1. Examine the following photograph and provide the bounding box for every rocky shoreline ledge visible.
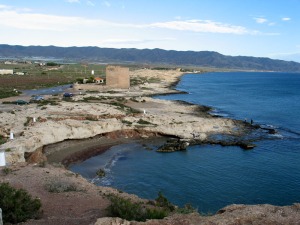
[1,69,299,224]
[0,69,254,164]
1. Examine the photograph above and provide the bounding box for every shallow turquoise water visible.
[70,72,300,213]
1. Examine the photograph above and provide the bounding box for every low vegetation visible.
[37,99,60,106]
[85,115,98,121]
[0,62,106,98]
[107,191,196,222]
[0,182,42,224]
[121,120,133,125]
[1,167,13,175]
[108,102,140,114]
[45,179,81,193]
[0,89,20,99]
[154,191,175,211]
[130,76,161,86]
[76,76,95,84]
[0,135,6,145]
[107,194,168,221]
[136,119,155,125]
[24,117,32,126]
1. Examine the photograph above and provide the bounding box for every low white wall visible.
[0,69,13,75]
[0,151,6,166]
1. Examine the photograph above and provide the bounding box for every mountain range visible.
[1,44,300,72]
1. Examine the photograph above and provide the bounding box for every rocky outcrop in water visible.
[156,139,189,152]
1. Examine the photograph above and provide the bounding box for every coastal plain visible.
[1,69,299,224]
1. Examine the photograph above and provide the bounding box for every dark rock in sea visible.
[204,138,256,150]
[157,139,189,152]
[268,129,277,134]
[257,125,277,134]
[238,142,256,150]
[96,168,105,177]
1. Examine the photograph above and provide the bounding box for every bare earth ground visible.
[1,69,300,224]
[1,163,110,225]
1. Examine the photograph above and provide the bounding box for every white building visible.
[0,69,14,75]
[15,72,25,75]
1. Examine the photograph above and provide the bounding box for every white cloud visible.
[0,7,267,36]
[102,1,111,7]
[282,17,291,21]
[150,20,258,35]
[0,4,10,9]
[66,0,80,3]
[87,1,95,6]
[100,38,176,45]
[0,10,112,31]
[254,17,268,24]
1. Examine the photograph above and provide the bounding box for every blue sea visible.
[70,72,300,213]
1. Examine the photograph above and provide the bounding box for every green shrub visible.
[155,191,175,211]
[148,77,161,83]
[121,120,132,125]
[141,87,152,90]
[137,119,153,125]
[76,78,84,84]
[2,167,12,175]
[129,97,139,102]
[176,203,196,214]
[37,99,59,106]
[0,182,42,224]
[0,89,20,99]
[46,62,59,67]
[116,97,126,103]
[108,102,140,114]
[0,135,6,145]
[82,96,100,102]
[85,115,98,121]
[24,117,32,126]
[45,179,79,193]
[107,195,168,222]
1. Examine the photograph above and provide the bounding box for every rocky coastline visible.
[0,69,297,224]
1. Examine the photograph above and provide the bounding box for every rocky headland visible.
[0,69,298,224]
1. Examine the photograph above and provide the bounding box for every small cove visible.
[69,72,300,213]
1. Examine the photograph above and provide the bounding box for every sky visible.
[0,0,300,62]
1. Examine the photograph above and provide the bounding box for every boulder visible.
[157,139,189,152]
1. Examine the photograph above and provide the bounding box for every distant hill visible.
[1,44,300,72]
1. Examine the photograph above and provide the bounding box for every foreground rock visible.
[95,203,300,225]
